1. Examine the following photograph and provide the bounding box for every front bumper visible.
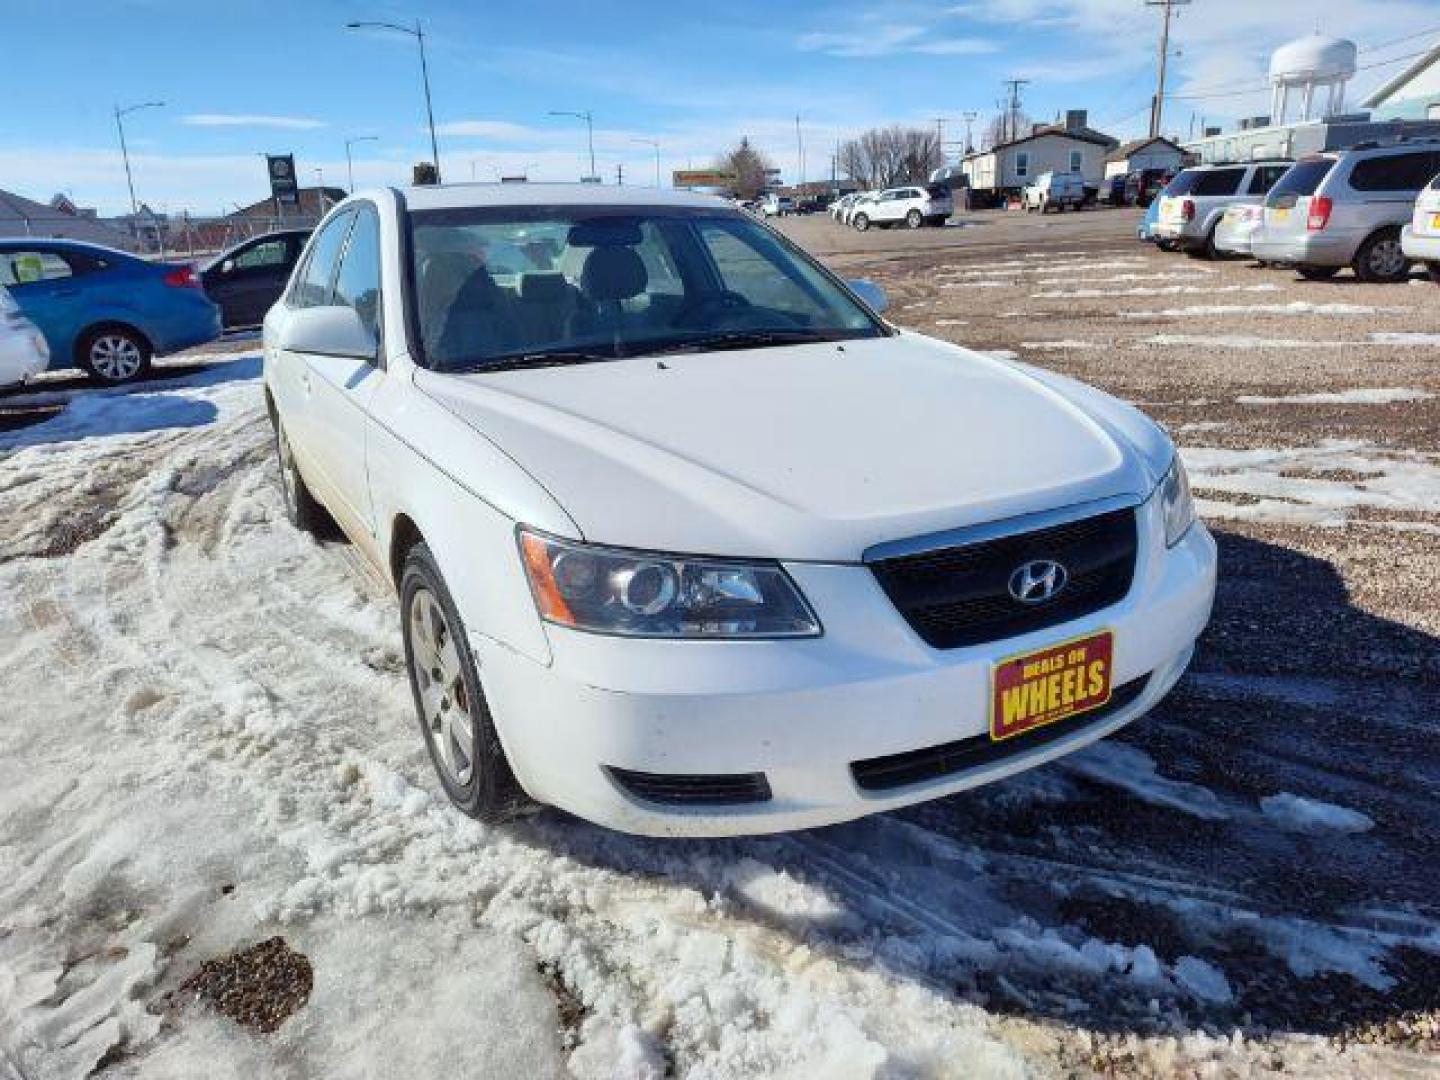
[476,499,1218,837]
[1401,225,1440,263]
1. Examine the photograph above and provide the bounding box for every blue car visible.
[1137,196,1162,242]
[0,239,221,384]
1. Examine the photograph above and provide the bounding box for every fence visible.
[0,209,329,262]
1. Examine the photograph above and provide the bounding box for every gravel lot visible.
[1,206,1437,1078]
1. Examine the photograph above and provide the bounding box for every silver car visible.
[1152,161,1292,259]
[1254,143,1440,282]
[1213,204,1265,258]
[1400,169,1440,283]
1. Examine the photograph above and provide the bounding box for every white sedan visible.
[263,184,1216,836]
[0,285,49,389]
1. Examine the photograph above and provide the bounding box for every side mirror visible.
[847,278,889,314]
[279,305,377,361]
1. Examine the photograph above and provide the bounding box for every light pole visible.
[632,138,661,188]
[347,19,442,181]
[345,135,379,193]
[114,101,164,217]
[549,110,596,181]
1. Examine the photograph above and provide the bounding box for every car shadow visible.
[0,356,259,444]
[523,526,1440,1045]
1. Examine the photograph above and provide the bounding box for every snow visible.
[1034,283,1280,298]
[1019,340,1101,350]
[1148,332,1440,349]
[1260,794,1375,836]
[1125,301,1393,319]
[1237,388,1433,405]
[1173,958,1234,1005]
[1063,743,1229,821]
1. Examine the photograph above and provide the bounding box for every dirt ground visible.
[2,206,1438,1077]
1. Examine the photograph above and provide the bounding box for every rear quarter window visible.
[1266,159,1336,206]
[1347,152,1440,193]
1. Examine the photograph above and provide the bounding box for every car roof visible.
[0,237,140,259]
[390,182,731,213]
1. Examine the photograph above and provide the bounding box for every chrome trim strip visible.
[861,491,1146,564]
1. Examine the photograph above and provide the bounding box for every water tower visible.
[1269,34,1358,124]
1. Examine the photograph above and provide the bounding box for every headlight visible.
[1158,457,1196,547]
[518,529,822,639]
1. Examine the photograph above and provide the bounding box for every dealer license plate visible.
[1272,208,1290,222]
[990,630,1114,742]
[1430,212,1440,232]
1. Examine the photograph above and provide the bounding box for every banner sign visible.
[267,154,299,205]
[672,169,735,188]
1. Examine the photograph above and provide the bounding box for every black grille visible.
[606,766,772,806]
[870,508,1138,649]
[851,675,1149,792]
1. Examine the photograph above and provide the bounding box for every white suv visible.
[1154,161,1293,258]
[1021,171,1086,213]
[851,184,952,230]
[264,183,1215,836]
[759,193,794,218]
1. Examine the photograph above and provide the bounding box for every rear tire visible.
[1352,228,1410,284]
[78,325,151,384]
[1426,261,1440,285]
[1297,265,1339,281]
[853,213,870,232]
[1187,227,1219,260]
[272,416,328,535]
[905,209,923,229]
[401,543,530,824]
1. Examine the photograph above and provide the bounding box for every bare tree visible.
[981,109,1034,150]
[838,126,943,189]
[715,137,774,200]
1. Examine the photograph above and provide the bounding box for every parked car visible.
[1255,143,1440,282]
[1124,169,1173,208]
[1104,175,1128,206]
[842,192,878,226]
[0,284,49,389]
[0,240,221,383]
[202,229,311,329]
[263,184,1216,836]
[1153,161,1292,258]
[1213,203,1266,259]
[1021,172,1086,213]
[759,193,795,217]
[830,193,861,222]
[1137,195,1164,244]
[851,184,952,230]
[1400,169,1440,283]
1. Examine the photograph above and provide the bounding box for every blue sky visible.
[3,0,1438,214]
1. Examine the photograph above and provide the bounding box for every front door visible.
[209,234,300,328]
[0,246,86,361]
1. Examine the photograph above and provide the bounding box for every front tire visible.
[1353,228,1410,283]
[1426,261,1440,285]
[853,213,870,232]
[78,326,150,384]
[905,209,923,229]
[1297,264,1340,281]
[401,544,529,823]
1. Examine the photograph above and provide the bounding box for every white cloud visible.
[182,114,328,130]
[798,25,997,59]
[433,119,540,140]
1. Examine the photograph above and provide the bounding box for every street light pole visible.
[549,110,595,180]
[114,101,164,217]
[632,138,661,188]
[347,19,443,182]
[345,135,379,193]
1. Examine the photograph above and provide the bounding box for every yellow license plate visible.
[1430,212,1440,231]
[1272,208,1290,222]
[990,630,1114,742]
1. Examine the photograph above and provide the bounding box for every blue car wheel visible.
[79,325,151,384]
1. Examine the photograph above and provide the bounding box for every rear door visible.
[1265,157,1336,240]
[1343,150,1440,233]
[301,204,385,533]
[0,246,89,362]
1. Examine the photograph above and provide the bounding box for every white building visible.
[1103,138,1186,179]
[1364,39,1440,121]
[961,111,1116,197]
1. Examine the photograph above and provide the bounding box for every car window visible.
[0,249,72,287]
[1247,165,1290,195]
[1267,159,1336,204]
[234,238,290,271]
[333,205,382,342]
[1191,168,1244,196]
[1348,152,1440,193]
[291,211,354,308]
[408,207,882,371]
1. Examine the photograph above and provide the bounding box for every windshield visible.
[408,205,885,371]
[1266,159,1335,206]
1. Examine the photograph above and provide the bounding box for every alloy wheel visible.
[409,587,475,787]
[1368,238,1407,280]
[89,334,143,382]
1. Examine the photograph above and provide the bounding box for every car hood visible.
[415,333,1169,561]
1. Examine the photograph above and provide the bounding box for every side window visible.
[1193,168,1245,196]
[1016,152,1029,178]
[1348,153,1440,193]
[233,238,290,271]
[291,211,353,308]
[332,205,382,341]
[0,250,72,287]
[1248,166,1287,195]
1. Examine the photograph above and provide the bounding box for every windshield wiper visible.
[637,329,843,357]
[451,350,622,374]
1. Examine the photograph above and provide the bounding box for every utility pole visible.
[346,20,443,182]
[1001,80,1029,144]
[616,162,624,186]
[549,110,596,181]
[794,114,805,189]
[345,135,378,193]
[1146,0,1191,139]
[114,101,165,217]
[961,111,979,154]
[631,139,661,188]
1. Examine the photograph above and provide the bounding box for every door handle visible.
[300,369,312,394]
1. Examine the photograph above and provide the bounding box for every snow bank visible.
[1237,388,1432,405]
[1260,793,1375,836]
